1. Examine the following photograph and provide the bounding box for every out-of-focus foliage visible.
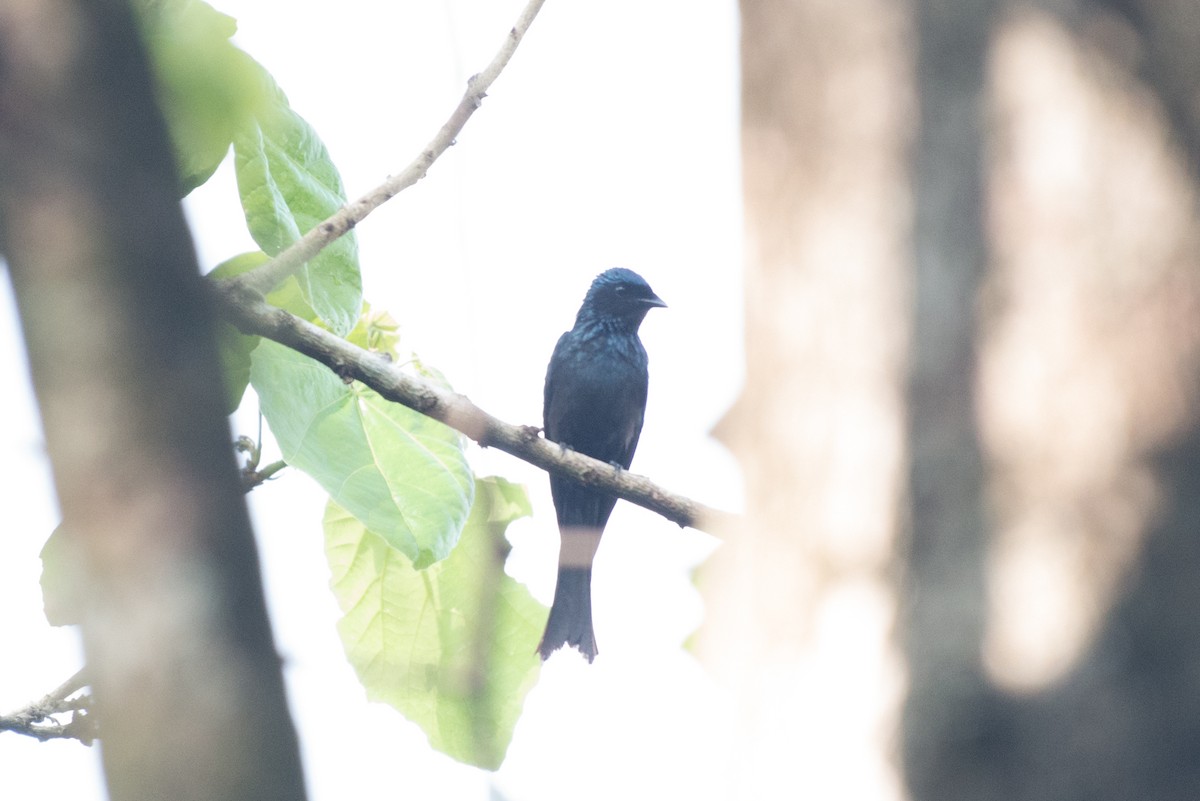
[325,477,545,770]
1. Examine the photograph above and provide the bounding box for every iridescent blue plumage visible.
[538,268,665,662]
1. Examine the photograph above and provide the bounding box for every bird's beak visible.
[642,294,667,309]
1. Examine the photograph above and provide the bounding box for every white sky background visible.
[0,1,744,798]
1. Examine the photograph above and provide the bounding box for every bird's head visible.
[578,268,666,329]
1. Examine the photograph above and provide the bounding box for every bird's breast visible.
[544,330,649,462]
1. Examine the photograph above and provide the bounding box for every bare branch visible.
[231,0,547,298]
[0,668,94,743]
[214,283,738,537]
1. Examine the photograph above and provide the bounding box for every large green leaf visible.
[250,338,473,566]
[208,251,269,413]
[233,79,361,336]
[140,0,360,331]
[325,477,545,770]
[137,0,266,195]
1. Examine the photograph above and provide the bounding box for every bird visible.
[538,267,666,662]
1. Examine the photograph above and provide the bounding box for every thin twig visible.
[215,286,739,537]
[236,422,288,491]
[243,459,288,491]
[43,668,88,703]
[0,668,94,743]
[229,0,547,298]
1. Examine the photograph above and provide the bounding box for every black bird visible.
[538,268,666,662]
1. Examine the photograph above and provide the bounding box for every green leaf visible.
[141,0,360,329]
[233,79,361,336]
[250,338,473,566]
[215,322,256,414]
[137,0,267,195]
[208,252,269,413]
[206,249,270,282]
[262,274,320,324]
[345,304,401,355]
[325,477,544,770]
[40,524,83,627]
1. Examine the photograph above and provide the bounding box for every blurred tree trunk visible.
[697,1,913,798]
[703,0,1200,799]
[0,2,307,800]
[901,0,998,794]
[903,1,1200,798]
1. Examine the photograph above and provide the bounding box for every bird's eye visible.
[614,285,628,296]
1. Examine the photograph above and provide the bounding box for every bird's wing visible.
[543,331,571,437]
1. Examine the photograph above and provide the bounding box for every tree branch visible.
[214,283,738,537]
[230,0,547,298]
[209,0,734,537]
[0,669,94,743]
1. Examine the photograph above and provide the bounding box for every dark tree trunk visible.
[0,2,307,800]
[712,1,1200,799]
[904,1,1200,799]
[900,0,1000,795]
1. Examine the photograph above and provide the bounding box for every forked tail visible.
[537,567,596,662]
